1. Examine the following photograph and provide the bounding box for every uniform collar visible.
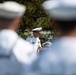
[0,29,18,35]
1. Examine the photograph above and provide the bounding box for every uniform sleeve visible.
[26,37,32,44]
[38,39,41,47]
[13,38,37,65]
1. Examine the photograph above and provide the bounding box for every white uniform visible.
[26,0,76,75]
[0,30,36,75]
[0,1,36,75]
[26,36,41,54]
[27,37,76,75]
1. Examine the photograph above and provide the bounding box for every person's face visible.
[33,31,41,38]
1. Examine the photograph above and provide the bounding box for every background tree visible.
[0,0,55,39]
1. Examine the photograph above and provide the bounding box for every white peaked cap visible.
[42,0,76,20]
[32,27,42,32]
[0,1,26,18]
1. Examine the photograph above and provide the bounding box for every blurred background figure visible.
[26,0,76,75]
[42,40,52,48]
[26,27,43,54]
[0,1,36,75]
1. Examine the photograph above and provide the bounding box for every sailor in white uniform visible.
[26,0,76,75]
[0,1,36,75]
[26,28,42,54]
